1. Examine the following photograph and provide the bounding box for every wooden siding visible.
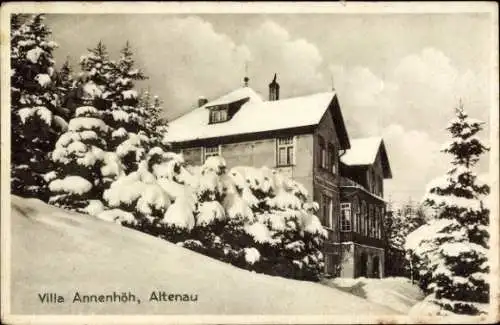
[313,108,341,245]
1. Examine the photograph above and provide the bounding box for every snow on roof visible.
[165,89,336,143]
[341,137,383,166]
[204,86,263,107]
[341,137,392,178]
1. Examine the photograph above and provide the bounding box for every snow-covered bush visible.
[100,153,326,281]
[103,147,195,243]
[199,163,327,281]
[182,157,231,259]
[242,168,326,280]
[405,103,490,315]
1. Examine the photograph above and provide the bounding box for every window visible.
[365,205,369,236]
[276,136,294,166]
[203,145,220,162]
[321,194,333,228]
[375,208,381,239]
[340,203,351,232]
[329,143,337,174]
[369,205,375,238]
[361,201,367,236]
[352,197,360,233]
[209,108,228,123]
[318,136,327,169]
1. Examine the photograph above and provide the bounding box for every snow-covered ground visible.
[10,196,399,316]
[322,277,424,314]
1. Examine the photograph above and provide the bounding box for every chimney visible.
[198,96,208,107]
[269,73,280,101]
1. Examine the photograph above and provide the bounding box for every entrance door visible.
[358,252,368,277]
[372,256,380,278]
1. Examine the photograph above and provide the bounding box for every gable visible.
[325,95,350,150]
[340,137,392,179]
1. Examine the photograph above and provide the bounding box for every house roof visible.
[341,137,392,178]
[204,87,263,107]
[165,87,350,149]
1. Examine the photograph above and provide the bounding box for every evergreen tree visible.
[53,57,76,120]
[49,42,127,212]
[104,42,151,173]
[106,41,147,134]
[10,14,65,201]
[78,41,115,111]
[140,89,169,148]
[384,199,427,277]
[48,105,124,211]
[387,199,427,250]
[406,102,490,315]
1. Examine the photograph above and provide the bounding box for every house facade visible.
[165,75,392,278]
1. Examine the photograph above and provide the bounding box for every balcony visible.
[340,176,385,203]
[339,231,385,249]
[340,176,364,188]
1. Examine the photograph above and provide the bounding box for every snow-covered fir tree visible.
[104,42,152,173]
[105,41,147,134]
[140,89,169,148]
[384,199,427,278]
[10,14,67,201]
[387,199,427,250]
[405,103,490,315]
[48,103,124,212]
[78,41,116,112]
[53,57,76,120]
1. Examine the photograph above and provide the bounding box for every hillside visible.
[10,196,399,315]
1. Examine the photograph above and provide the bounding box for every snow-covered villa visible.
[165,75,392,278]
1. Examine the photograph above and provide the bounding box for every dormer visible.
[208,104,229,124]
[203,86,263,125]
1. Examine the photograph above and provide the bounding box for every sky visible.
[44,11,495,205]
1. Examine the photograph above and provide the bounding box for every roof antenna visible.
[330,72,335,91]
[243,61,249,87]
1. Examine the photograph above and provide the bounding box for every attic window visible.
[209,106,228,124]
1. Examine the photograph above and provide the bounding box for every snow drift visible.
[322,277,424,314]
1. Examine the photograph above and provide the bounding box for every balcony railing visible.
[340,176,386,202]
[339,231,385,248]
[339,176,363,188]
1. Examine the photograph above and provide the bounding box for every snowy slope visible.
[10,196,398,315]
[322,277,424,314]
